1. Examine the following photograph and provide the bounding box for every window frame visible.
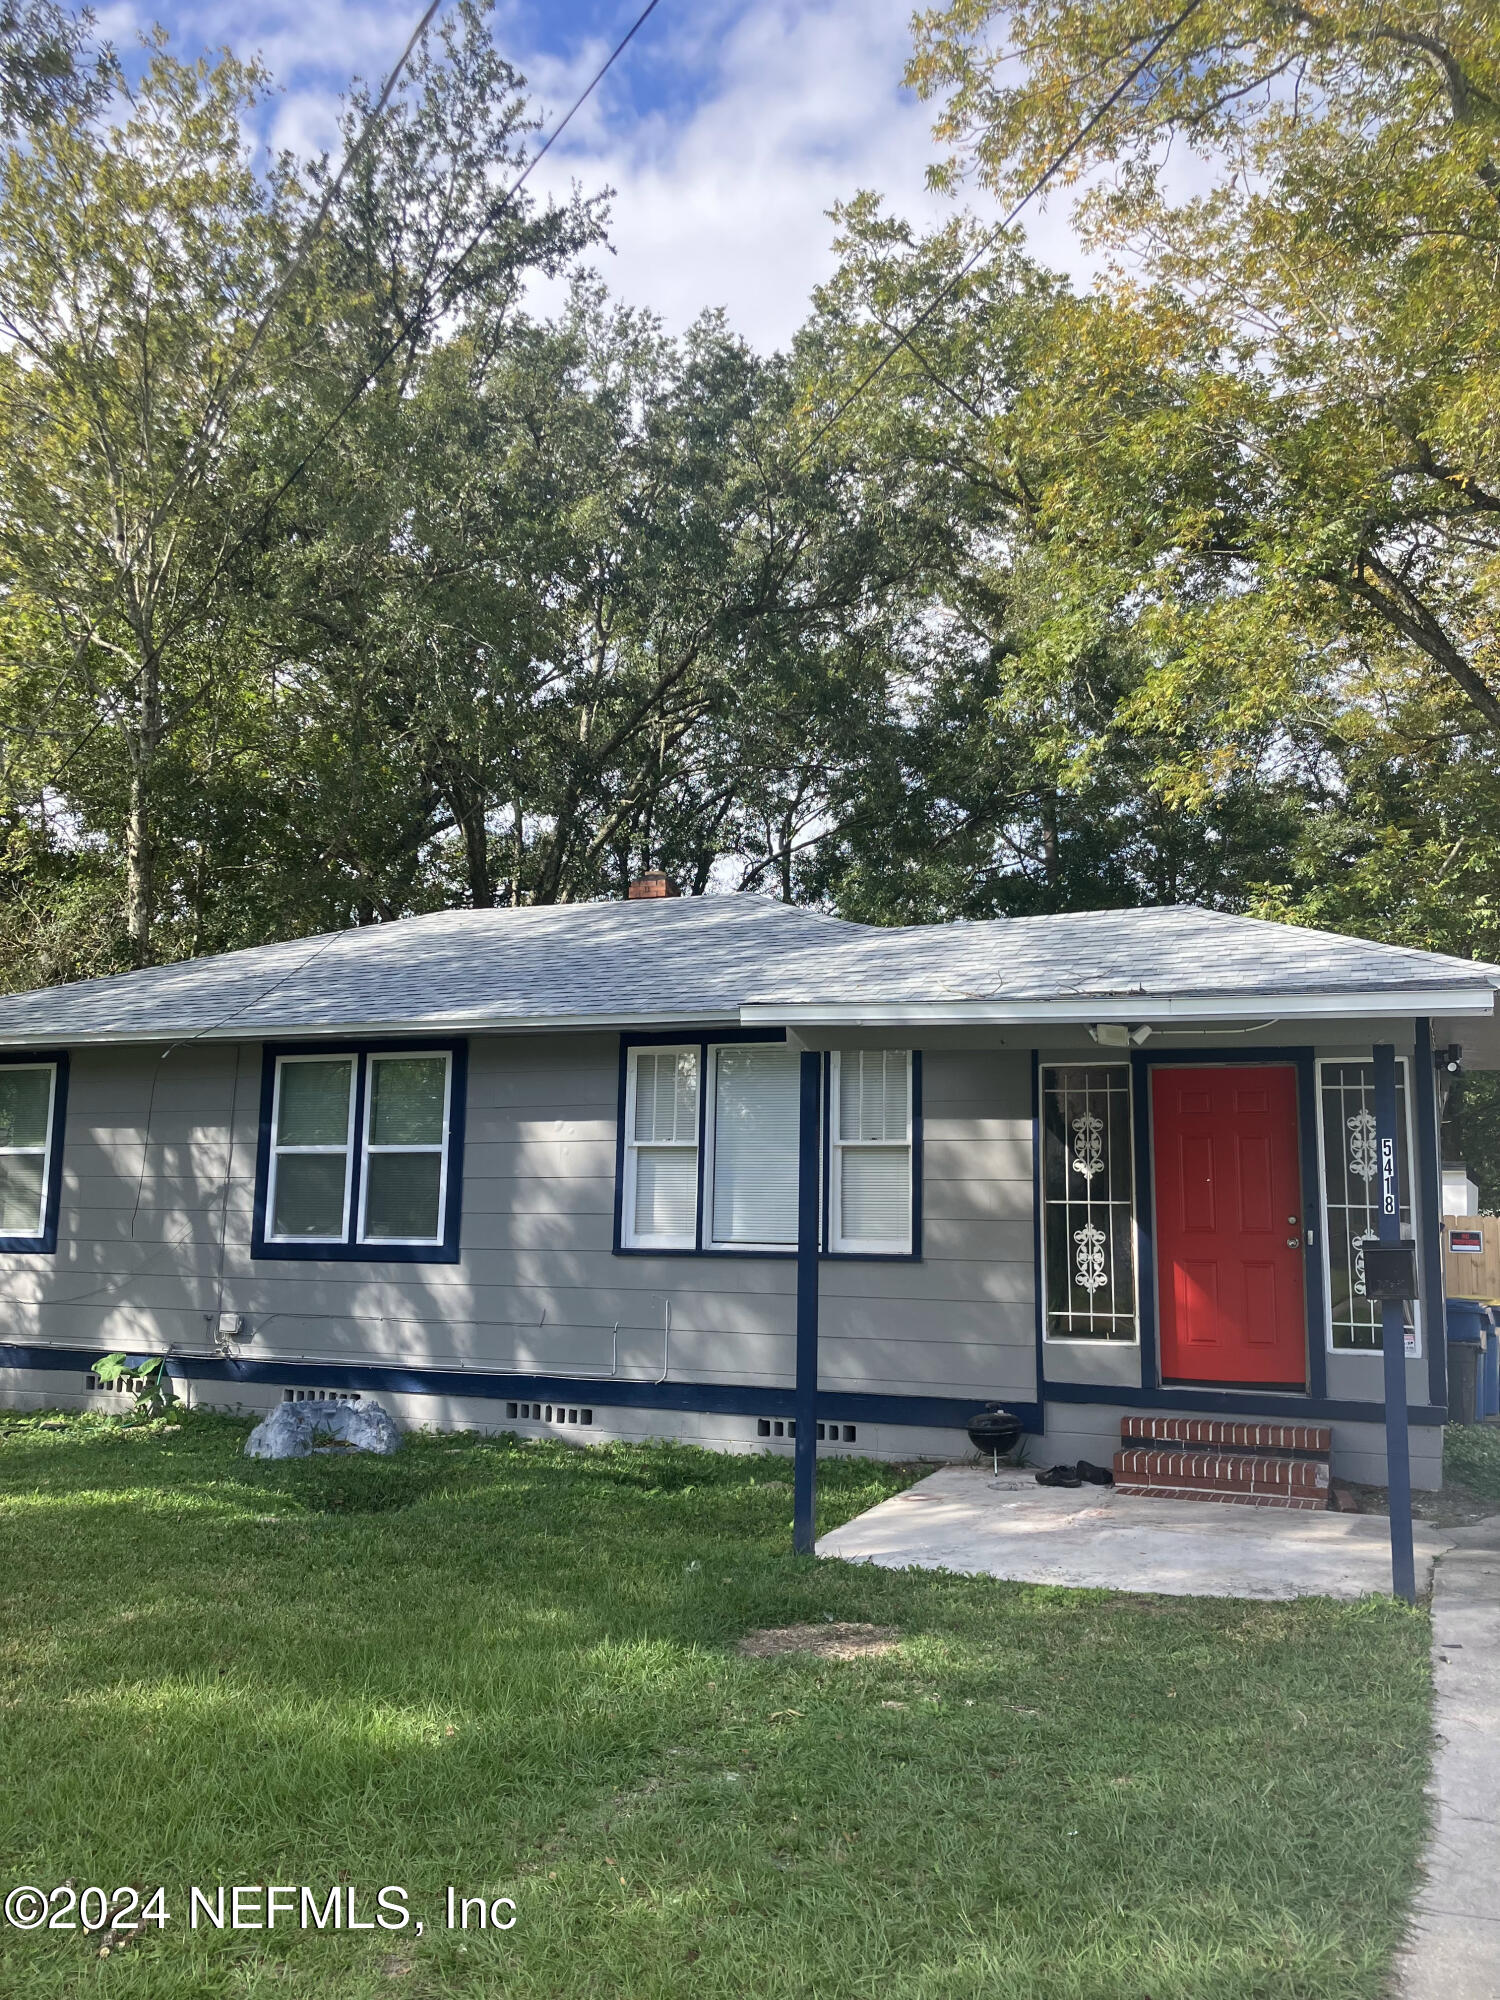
[252,1040,466,1263]
[356,1050,456,1249]
[620,1043,702,1251]
[613,1034,923,1261]
[265,1053,358,1247]
[1314,1055,1422,1359]
[0,1053,67,1254]
[827,1049,916,1256]
[1038,1061,1140,1344]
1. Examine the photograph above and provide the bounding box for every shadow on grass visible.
[0,1408,1435,2000]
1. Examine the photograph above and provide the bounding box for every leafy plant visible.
[90,1352,172,1415]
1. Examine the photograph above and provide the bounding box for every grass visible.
[0,1410,1433,2000]
[1444,1421,1500,1509]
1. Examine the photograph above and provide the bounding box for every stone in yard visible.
[244,1401,402,1460]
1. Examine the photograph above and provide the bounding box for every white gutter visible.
[0,1008,747,1049]
[738,986,1499,1027]
[0,987,1491,1049]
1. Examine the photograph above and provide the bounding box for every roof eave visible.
[0,1006,747,1050]
[738,986,1499,1027]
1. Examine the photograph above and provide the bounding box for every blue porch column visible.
[1413,1019,1449,1416]
[793,1049,821,1556]
[1373,1042,1416,1604]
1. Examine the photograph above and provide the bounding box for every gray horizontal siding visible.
[7,1033,1041,1412]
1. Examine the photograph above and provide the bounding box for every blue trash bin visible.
[1485,1313,1500,1420]
[1447,1299,1486,1424]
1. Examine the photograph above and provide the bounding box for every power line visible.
[115,0,452,595]
[242,0,666,537]
[795,0,1206,466]
[441,0,664,303]
[16,0,666,815]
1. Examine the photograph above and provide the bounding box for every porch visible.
[816,1465,1456,1600]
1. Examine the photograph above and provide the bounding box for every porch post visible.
[1373,1042,1416,1604]
[793,1049,821,1556]
[1412,1019,1448,1416]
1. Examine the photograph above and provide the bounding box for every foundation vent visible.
[755,1419,856,1444]
[86,1373,148,1396]
[282,1388,362,1405]
[507,1402,593,1426]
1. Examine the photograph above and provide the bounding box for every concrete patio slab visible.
[816,1466,1453,1600]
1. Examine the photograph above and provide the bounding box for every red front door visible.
[1152,1065,1308,1387]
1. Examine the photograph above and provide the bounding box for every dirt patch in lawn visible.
[738,1622,902,1661]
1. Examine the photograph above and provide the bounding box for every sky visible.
[93,0,1095,350]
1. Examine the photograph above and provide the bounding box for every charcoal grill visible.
[966,1404,1023,1474]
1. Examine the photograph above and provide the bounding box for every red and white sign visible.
[1449,1228,1484,1253]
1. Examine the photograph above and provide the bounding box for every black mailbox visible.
[1362,1240,1418,1302]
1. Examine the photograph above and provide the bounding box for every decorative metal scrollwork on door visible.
[1070,1110,1104,1182]
[1347,1109,1377,1184]
[1073,1221,1108,1294]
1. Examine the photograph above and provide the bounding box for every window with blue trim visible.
[619,1040,917,1256]
[1317,1058,1418,1353]
[1040,1064,1138,1340]
[830,1050,913,1253]
[0,1059,64,1248]
[255,1046,463,1260]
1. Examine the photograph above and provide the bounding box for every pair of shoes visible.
[1034,1460,1116,1489]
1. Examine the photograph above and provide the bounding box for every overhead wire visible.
[794,0,1206,467]
[236,0,666,542]
[112,0,452,596]
[11,0,666,818]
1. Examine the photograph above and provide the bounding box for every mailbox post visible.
[1371,1043,1417,1604]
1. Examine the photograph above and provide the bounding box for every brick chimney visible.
[627,871,679,900]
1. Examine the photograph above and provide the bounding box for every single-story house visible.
[0,886,1495,1493]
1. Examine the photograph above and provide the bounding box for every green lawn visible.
[0,1410,1433,2000]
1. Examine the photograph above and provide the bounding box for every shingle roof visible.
[745,904,1500,1010]
[0,896,1490,1046]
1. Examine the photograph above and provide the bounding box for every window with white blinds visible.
[618,1041,920,1256]
[708,1045,801,1247]
[830,1049,913,1253]
[623,1047,700,1247]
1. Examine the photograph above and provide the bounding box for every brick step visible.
[1121,1415,1332,1458]
[1113,1445,1331,1509]
[1112,1484,1328,1512]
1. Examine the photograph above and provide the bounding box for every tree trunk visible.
[1040,792,1059,885]
[457,796,494,909]
[124,652,163,967]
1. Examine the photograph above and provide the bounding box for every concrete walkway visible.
[816,1466,1453,1600]
[1399,1519,1500,2000]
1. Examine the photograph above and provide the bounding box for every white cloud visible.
[526,0,1006,348]
[110,0,1109,350]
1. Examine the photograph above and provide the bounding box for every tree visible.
[0,4,596,968]
[267,283,911,912]
[0,0,109,134]
[908,1,1500,752]
[790,195,1313,922]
